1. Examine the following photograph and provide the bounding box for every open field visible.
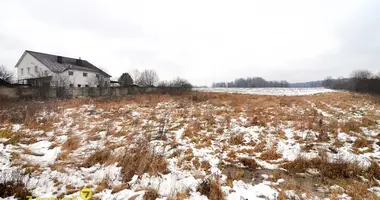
[195,87,336,96]
[0,91,380,200]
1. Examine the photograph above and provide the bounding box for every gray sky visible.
[1,0,379,85]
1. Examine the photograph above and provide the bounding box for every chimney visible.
[76,57,82,66]
[57,56,63,63]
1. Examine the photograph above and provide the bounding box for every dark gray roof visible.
[25,50,111,77]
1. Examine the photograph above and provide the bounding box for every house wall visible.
[16,53,53,81]
[61,70,110,87]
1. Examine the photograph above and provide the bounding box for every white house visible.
[14,50,111,87]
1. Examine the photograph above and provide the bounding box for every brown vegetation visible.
[118,139,168,182]
[197,176,225,200]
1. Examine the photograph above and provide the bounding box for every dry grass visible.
[340,119,362,133]
[197,176,226,200]
[239,158,260,169]
[0,128,12,138]
[225,166,245,187]
[82,149,111,167]
[343,181,378,200]
[230,133,244,145]
[59,135,81,160]
[0,170,32,199]
[143,188,159,200]
[167,189,191,200]
[118,139,168,182]
[182,122,201,139]
[259,147,282,160]
[282,154,380,180]
[353,137,372,149]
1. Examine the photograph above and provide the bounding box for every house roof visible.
[16,50,111,77]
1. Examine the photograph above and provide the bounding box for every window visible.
[68,71,74,76]
[27,67,30,73]
[69,84,73,87]
[44,70,48,76]
[85,85,89,87]
[78,84,81,87]
[96,74,99,78]
[97,85,100,87]
[35,66,38,73]
[21,68,24,75]
[83,73,88,77]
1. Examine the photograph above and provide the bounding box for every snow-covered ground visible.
[0,92,379,200]
[195,87,336,96]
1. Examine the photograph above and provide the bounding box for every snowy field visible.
[0,92,379,200]
[195,87,336,96]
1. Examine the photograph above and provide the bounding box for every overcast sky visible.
[1,0,379,85]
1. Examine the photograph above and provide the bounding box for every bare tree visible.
[135,69,159,86]
[169,77,192,89]
[130,69,140,84]
[351,70,373,79]
[0,65,13,82]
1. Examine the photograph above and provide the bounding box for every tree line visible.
[322,69,380,94]
[118,69,192,90]
[212,77,289,88]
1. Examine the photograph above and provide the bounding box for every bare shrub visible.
[118,139,168,182]
[197,176,226,200]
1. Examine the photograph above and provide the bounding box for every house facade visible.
[15,50,111,87]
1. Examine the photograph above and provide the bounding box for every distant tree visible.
[130,69,140,83]
[322,76,333,88]
[118,73,133,86]
[157,81,170,87]
[136,69,159,86]
[351,70,373,79]
[212,77,289,88]
[170,77,192,89]
[0,65,13,82]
